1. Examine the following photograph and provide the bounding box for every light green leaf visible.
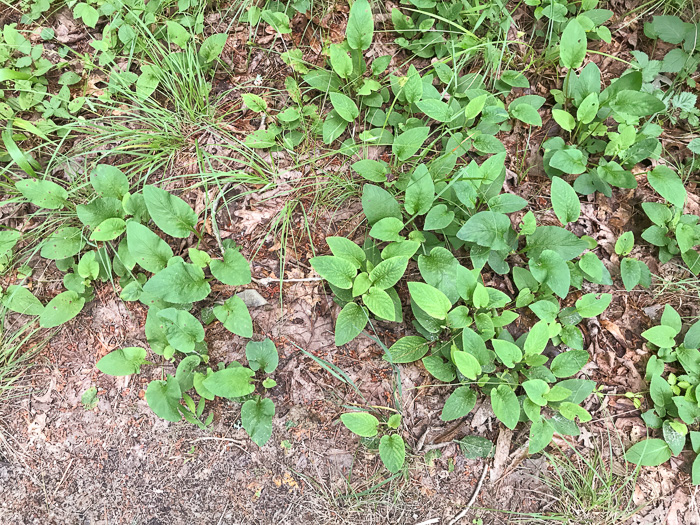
[146,376,182,422]
[16,179,67,209]
[340,411,379,437]
[457,211,513,251]
[560,19,587,69]
[346,0,373,51]
[529,249,570,298]
[404,164,435,216]
[2,285,43,316]
[575,293,612,317]
[242,396,275,446]
[90,217,126,241]
[330,92,359,122]
[408,282,452,320]
[551,350,589,378]
[335,303,368,346]
[202,366,255,399]
[126,221,173,273]
[551,177,580,224]
[369,256,408,290]
[210,248,252,286]
[386,336,429,363]
[214,295,253,338]
[642,325,678,348]
[96,347,147,376]
[90,164,129,199]
[392,126,429,161]
[246,338,279,373]
[143,185,198,238]
[647,165,686,209]
[363,286,395,320]
[310,255,357,289]
[441,386,477,421]
[491,385,520,430]
[39,291,84,327]
[142,261,210,303]
[379,434,405,473]
[199,33,228,62]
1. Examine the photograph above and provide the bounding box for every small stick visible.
[448,463,489,525]
[414,518,440,525]
[252,276,324,286]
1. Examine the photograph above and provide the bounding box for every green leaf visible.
[662,420,686,456]
[552,109,575,131]
[457,436,496,459]
[340,411,379,437]
[417,99,453,122]
[77,198,124,231]
[2,285,43,316]
[329,44,353,78]
[575,293,612,317]
[422,355,456,382]
[199,33,228,62]
[386,336,429,363]
[615,232,635,256]
[0,230,20,259]
[158,308,204,353]
[404,164,435,216]
[246,339,278,373]
[625,438,672,466]
[491,385,520,430]
[326,237,366,267]
[392,127,430,161]
[647,165,686,209]
[241,93,267,113]
[330,92,359,122]
[529,249,570,299]
[310,255,357,289]
[335,303,368,346]
[379,434,405,473]
[457,211,513,251]
[214,295,253,338]
[387,414,401,429]
[408,282,452,320]
[551,177,580,224]
[363,286,395,320]
[369,217,404,242]
[424,204,455,230]
[560,19,587,69]
[526,226,588,261]
[126,222,173,273]
[166,20,189,47]
[510,102,542,126]
[346,0,373,51]
[403,65,423,104]
[352,159,388,183]
[16,179,67,209]
[529,420,554,454]
[453,350,482,379]
[549,149,587,174]
[143,261,210,303]
[441,386,477,421]
[492,339,522,368]
[551,350,589,378]
[210,248,252,286]
[369,256,408,290]
[39,291,84,327]
[175,355,200,392]
[610,90,665,117]
[362,184,402,225]
[242,396,275,446]
[323,111,348,144]
[577,93,599,124]
[524,320,550,356]
[202,366,255,399]
[523,379,550,406]
[90,218,126,241]
[96,347,146,376]
[558,402,591,422]
[73,2,99,27]
[90,164,128,199]
[642,325,678,348]
[146,376,182,422]
[143,185,198,238]
[661,304,682,333]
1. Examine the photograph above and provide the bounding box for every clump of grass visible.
[513,429,646,525]
[0,320,44,400]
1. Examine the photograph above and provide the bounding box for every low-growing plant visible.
[625,306,700,484]
[340,410,405,473]
[311,153,608,465]
[3,165,279,445]
[640,165,700,274]
[614,232,651,291]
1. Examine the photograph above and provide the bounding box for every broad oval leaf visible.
[143,185,198,238]
[551,177,580,224]
[335,302,368,346]
[16,179,67,209]
[346,0,374,51]
[310,255,357,289]
[242,396,275,446]
[39,291,85,327]
[145,376,182,422]
[441,386,477,421]
[625,438,672,467]
[96,347,147,376]
[126,221,173,273]
[202,366,255,399]
[210,248,252,286]
[491,385,520,430]
[142,261,210,303]
[408,282,452,320]
[340,411,379,437]
[379,434,405,473]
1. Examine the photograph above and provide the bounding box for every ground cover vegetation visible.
[1,0,699,521]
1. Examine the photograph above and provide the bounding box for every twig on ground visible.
[252,276,324,286]
[414,518,440,525]
[448,463,489,525]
